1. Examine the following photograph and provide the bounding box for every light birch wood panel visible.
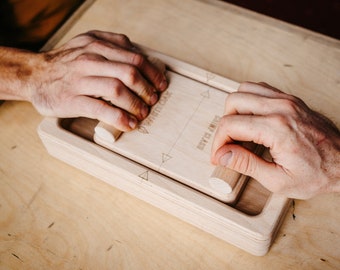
[94,70,239,202]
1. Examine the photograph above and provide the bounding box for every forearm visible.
[0,46,40,101]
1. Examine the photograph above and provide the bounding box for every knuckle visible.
[85,30,103,40]
[131,53,146,68]
[279,98,300,114]
[109,80,124,100]
[130,99,145,119]
[124,65,140,85]
[128,95,141,110]
[86,30,97,36]
[75,53,90,61]
[77,32,95,43]
[224,92,237,107]
[217,115,230,131]
[269,179,287,193]
[111,109,126,124]
[239,81,252,89]
[267,114,290,128]
[87,39,106,51]
[75,52,106,63]
[115,33,131,45]
[238,81,255,92]
[94,102,107,116]
[266,114,296,149]
[90,100,107,117]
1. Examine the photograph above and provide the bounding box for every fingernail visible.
[159,79,168,91]
[150,92,158,105]
[219,152,232,166]
[141,104,149,118]
[129,117,137,129]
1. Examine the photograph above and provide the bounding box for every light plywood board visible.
[94,70,261,203]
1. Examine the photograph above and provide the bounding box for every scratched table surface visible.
[1,0,340,269]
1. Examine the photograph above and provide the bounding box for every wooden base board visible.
[37,47,290,256]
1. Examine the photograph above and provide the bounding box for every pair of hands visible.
[5,31,339,199]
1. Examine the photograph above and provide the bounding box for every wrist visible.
[0,46,41,102]
[323,134,340,194]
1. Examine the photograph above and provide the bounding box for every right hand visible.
[211,82,340,199]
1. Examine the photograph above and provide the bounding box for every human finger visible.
[62,31,134,50]
[82,42,167,92]
[63,96,138,131]
[61,32,168,92]
[211,114,283,161]
[77,76,149,121]
[90,44,167,91]
[238,82,285,97]
[89,31,169,91]
[212,143,288,193]
[224,91,306,116]
[85,30,135,49]
[72,54,159,106]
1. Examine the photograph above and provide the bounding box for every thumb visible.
[215,144,280,191]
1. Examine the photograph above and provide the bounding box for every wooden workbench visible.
[1,0,339,268]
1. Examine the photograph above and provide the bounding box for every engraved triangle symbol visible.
[206,72,215,81]
[201,90,210,98]
[138,125,149,134]
[139,171,149,181]
[162,153,172,163]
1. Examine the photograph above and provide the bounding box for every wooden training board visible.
[38,47,290,256]
[94,70,262,203]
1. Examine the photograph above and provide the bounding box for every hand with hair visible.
[211,82,340,199]
[0,30,168,131]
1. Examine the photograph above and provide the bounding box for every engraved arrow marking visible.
[138,125,149,134]
[206,72,215,82]
[162,153,172,163]
[200,90,210,98]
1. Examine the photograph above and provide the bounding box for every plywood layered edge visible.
[37,48,290,256]
[38,118,289,255]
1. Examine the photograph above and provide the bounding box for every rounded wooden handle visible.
[94,121,122,144]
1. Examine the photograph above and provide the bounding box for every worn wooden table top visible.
[1,0,339,269]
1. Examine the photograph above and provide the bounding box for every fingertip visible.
[211,145,232,166]
[219,151,233,166]
[102,106,139,132]
[210,156,218,166]
[158,78,168,91]
[150,92,159,105]
[146,56,168,91]
[128,116,138,129]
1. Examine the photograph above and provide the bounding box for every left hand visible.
[27,31,167,131]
